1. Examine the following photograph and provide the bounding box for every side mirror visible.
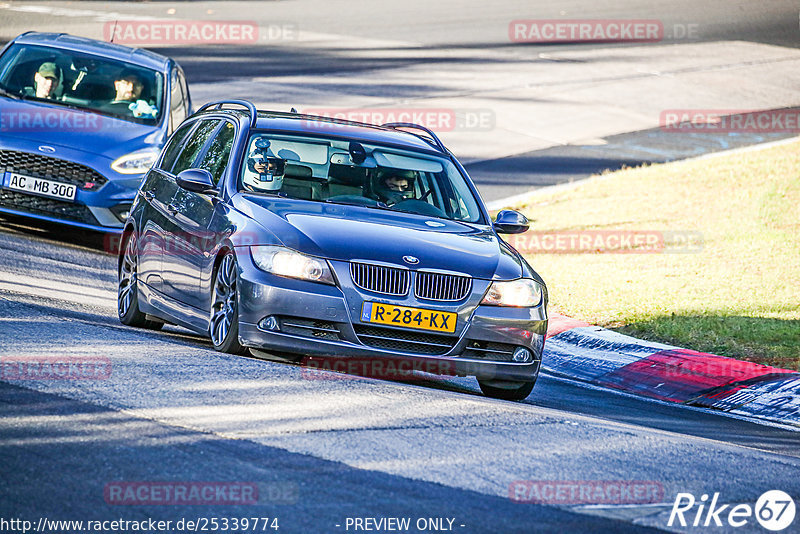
[176,168,218,195]
[493,209,529,234]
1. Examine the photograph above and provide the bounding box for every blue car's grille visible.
[415,271,472,301]
[350,262,410,296]
[0,189,98,225]
[0,150,107,190]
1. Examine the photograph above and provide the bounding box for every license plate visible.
[361,302,457,334]
[5,172,77,201]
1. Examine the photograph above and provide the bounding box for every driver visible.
[243,139,286,193]
[373,171,415,204]
[112,70,144,103]
[111,70,157,118]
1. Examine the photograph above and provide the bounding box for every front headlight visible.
[481,278,542,307]
[250,245,335,285]
[111,147,161,175]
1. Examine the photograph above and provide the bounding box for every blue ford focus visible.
[118,100,548,400]
[0,32,191,231]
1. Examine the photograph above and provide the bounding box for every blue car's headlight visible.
[111,147,161,175]
[250,245,335,285]
[481,278,542,307]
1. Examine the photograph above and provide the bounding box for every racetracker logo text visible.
[509,480,664,505]
[0,356,111,380]
[300,108,496,132]
[104,482,258,505]
[103,20,260,45]
[660,109,800,133]
[509,20,663,43]
[300,356,457,381]
[507,230,704,254]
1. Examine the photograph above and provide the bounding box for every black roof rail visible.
[381,122,447,153]
[196,99,258,127]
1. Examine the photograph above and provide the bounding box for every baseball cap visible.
[37,62,61,79]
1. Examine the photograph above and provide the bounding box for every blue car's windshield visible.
[239,132,484,223]
[0,43,164,125]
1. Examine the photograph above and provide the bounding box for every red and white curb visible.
[544,315,800,427]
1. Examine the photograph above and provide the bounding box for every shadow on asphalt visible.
[0,381,661,533]
[0,214,113,255]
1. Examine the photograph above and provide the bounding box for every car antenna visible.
[109,20,119,43]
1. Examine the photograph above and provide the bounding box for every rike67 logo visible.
[668,490,795,531]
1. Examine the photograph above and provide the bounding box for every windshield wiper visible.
[19,95,86,111]
[0,86,21,99]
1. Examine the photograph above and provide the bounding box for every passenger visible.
[24,62,61,99]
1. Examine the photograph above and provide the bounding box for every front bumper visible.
[236,248,547,382]
[0,142,146,232]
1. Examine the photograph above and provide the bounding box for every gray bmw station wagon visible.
[118,100,548,400]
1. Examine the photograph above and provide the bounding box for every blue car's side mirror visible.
[493,209,529,234]
[176,168,218,195]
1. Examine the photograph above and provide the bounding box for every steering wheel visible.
[386,189,433,207]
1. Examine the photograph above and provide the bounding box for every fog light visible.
[110,202,133,222]
[259,316,280,331]
[512,347,532,363]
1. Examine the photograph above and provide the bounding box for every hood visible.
[235,195,523,280]
[0,97,164,160]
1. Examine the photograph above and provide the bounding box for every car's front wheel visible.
[478,378,536,401]
[210,251,247,354]
[118,231,163,330]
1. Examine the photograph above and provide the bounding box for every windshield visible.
[239,132,484,223]
[0,43,164,125]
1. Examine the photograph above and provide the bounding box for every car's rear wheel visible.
[478,378,536,401]
[118,231,163,330]
[210,251,247,354]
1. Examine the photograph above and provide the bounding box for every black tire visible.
[117,231,163,330]
[478,378,536,401]
[210,251,248,354]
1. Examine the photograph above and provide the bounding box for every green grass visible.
[510,141,800,370]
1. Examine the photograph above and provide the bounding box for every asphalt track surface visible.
[1,205,799,533]
[1,1,800,532]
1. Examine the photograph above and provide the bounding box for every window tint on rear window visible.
[198,121,236,186]
[170,120,220,176]
[158,121,196,173]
